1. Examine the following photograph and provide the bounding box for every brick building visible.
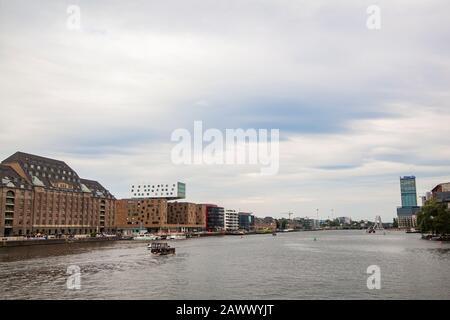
[254,216,277,232]
[115,200,207,233]
[195,204,207,228]
[115,198,168,233]
[167,202,197,225]
[0,152,115,237]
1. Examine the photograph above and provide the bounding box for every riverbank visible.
[0,236,121,247]
[1,228,403,247]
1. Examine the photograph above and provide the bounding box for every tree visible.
[417,199,450,235]
[392,218,398,228]
[280,218,288,230]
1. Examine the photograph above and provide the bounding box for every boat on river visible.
[166,233,187,240]
[133,230,161,241]
[148,242,175,255]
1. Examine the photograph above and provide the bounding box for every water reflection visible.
[0,231,449,299]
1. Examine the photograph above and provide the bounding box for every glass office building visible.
[400,176,417,207]
[206,205,225,231]
[397,176,419,229]
[238,212,255,231]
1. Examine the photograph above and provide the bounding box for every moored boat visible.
[133,231,161,241]
[165,233,187,240]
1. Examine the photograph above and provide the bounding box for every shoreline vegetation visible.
[417,199,450,242]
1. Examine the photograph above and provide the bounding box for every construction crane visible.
[281,212,294,220]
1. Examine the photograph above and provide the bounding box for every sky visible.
[1,0,450,222]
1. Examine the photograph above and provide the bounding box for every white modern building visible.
[224,209,239,231]
[129,182,186,200]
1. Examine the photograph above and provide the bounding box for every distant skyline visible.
[1,1,450,221]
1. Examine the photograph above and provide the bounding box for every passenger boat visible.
[166,233,187,240]
[133,231,161,241]
[148,242,175,255]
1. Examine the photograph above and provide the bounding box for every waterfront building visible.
[129,182,185,199]
[397,208,419,229]
[165,201,206,232]
[254,216,277,231]
[431,183,450,208]
[204,204,225,231]
[167,202,197,225]
[0,152,115,237]
[195,204,207,228]
[115,199,207,234]
[238,212,255,231]
[115,198,167,234]
[224,209,239,231]
[304,218,321,230]
[396,176,420,229]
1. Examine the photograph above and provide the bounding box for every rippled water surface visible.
[1,230,449,299]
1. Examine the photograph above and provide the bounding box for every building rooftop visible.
[0,164,31,189]
[1,151,114,198]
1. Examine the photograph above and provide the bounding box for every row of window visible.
[28,170,80,182]
[133,192,174,197]
[132,184,176,189]
[132,188,174,193]
[24,163,75,176]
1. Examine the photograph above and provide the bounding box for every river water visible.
[0,230,449,299]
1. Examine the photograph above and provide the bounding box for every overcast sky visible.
[1,0,449,221]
